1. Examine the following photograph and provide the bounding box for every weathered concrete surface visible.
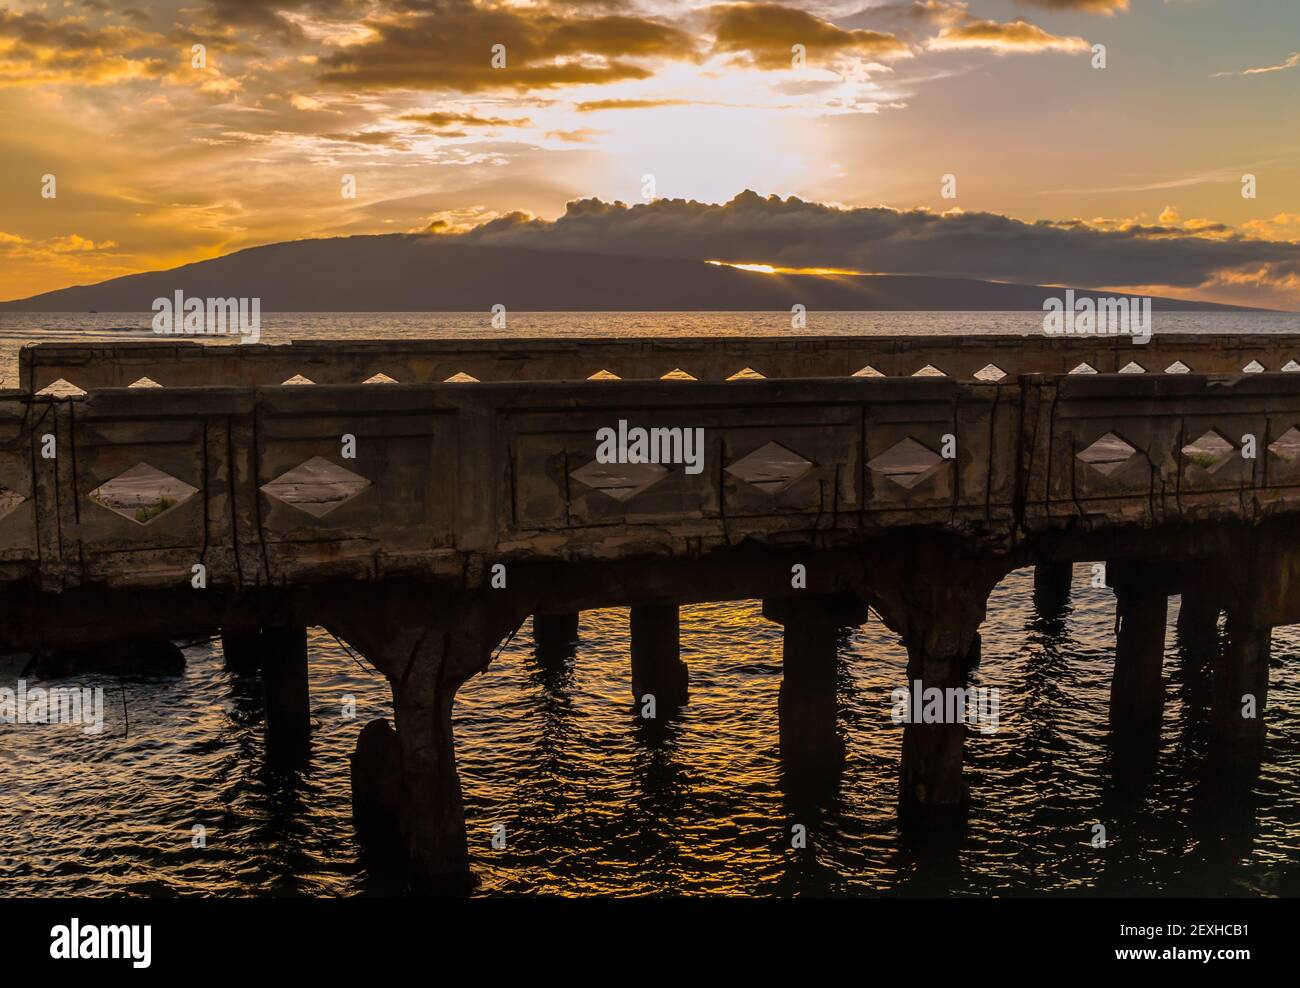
[10,369,1300,603]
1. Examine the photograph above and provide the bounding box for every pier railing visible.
[18,333,1300,394]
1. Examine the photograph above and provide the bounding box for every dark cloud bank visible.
[459,191,1300,296]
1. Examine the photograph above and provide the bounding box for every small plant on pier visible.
[134,497,175,524]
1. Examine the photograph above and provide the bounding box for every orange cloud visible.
[0,232,119,256]
[318,10,695,92]
[1213,52,1300,78]
[0,8,254,90]
[1242,213,1300,242]
[400,111,533,128]
[546,128,604,142]
[709,3,909,69]
[1018,0,1128,13]
[927,18,1089,54]
[576,98,690,111]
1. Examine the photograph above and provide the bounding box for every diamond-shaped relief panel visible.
[0,485,25,522]
[1069,363,1098,375]
[587,369,621,380]
[1243,360,1266,374]
[129,377,163,388]
[281,374,314,385]
[36,378,86,397]
[725,441,814,494]
[1182,430,1235,473]
[1283,360,1300,373]
[660,368,696,381]
[974,364,1006,382]
[913,364,945,377]
[1269,427,1300,463]
[1077,432,1137,477]
[444,371,479,383]
[852,365,885,378]
[1165,361,1191,374]
[1119,362,1146,374]
[363,373,398,384]
[261,456,370,518]
[868,438,943,490]
[569,460,668,502]
[727,367,765,380]
[88,463,198,525]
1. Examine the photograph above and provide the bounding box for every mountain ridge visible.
[0,234,1263,312]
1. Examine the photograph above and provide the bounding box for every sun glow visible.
[706,260,869,277]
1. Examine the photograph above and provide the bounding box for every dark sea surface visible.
[1,312,1297,897]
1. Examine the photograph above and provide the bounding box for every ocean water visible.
[1,312,1297,897]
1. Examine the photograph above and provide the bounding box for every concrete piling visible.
[1213,616,1271,761]
[391,671,469,892]
[1176,580,1221,654]
[762,597,848,784]
[324,586,529,893]
[630,604,688,712]
[898,644,968,822]
[533,611,580,673]
[863,543,1006,827]
[351,718,404,862]
[1033,561,1073,614]
[533,612,579,650]
[1110,584,1168,737]
[220,629,264,674]
[260,626,311,763]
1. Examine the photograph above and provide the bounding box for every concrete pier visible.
[630,604,687,713]
[260,626,311,762]
[1033,561,1073,614]
[6,335,1300,890]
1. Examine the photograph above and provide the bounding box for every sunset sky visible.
[1,0,1298,306]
